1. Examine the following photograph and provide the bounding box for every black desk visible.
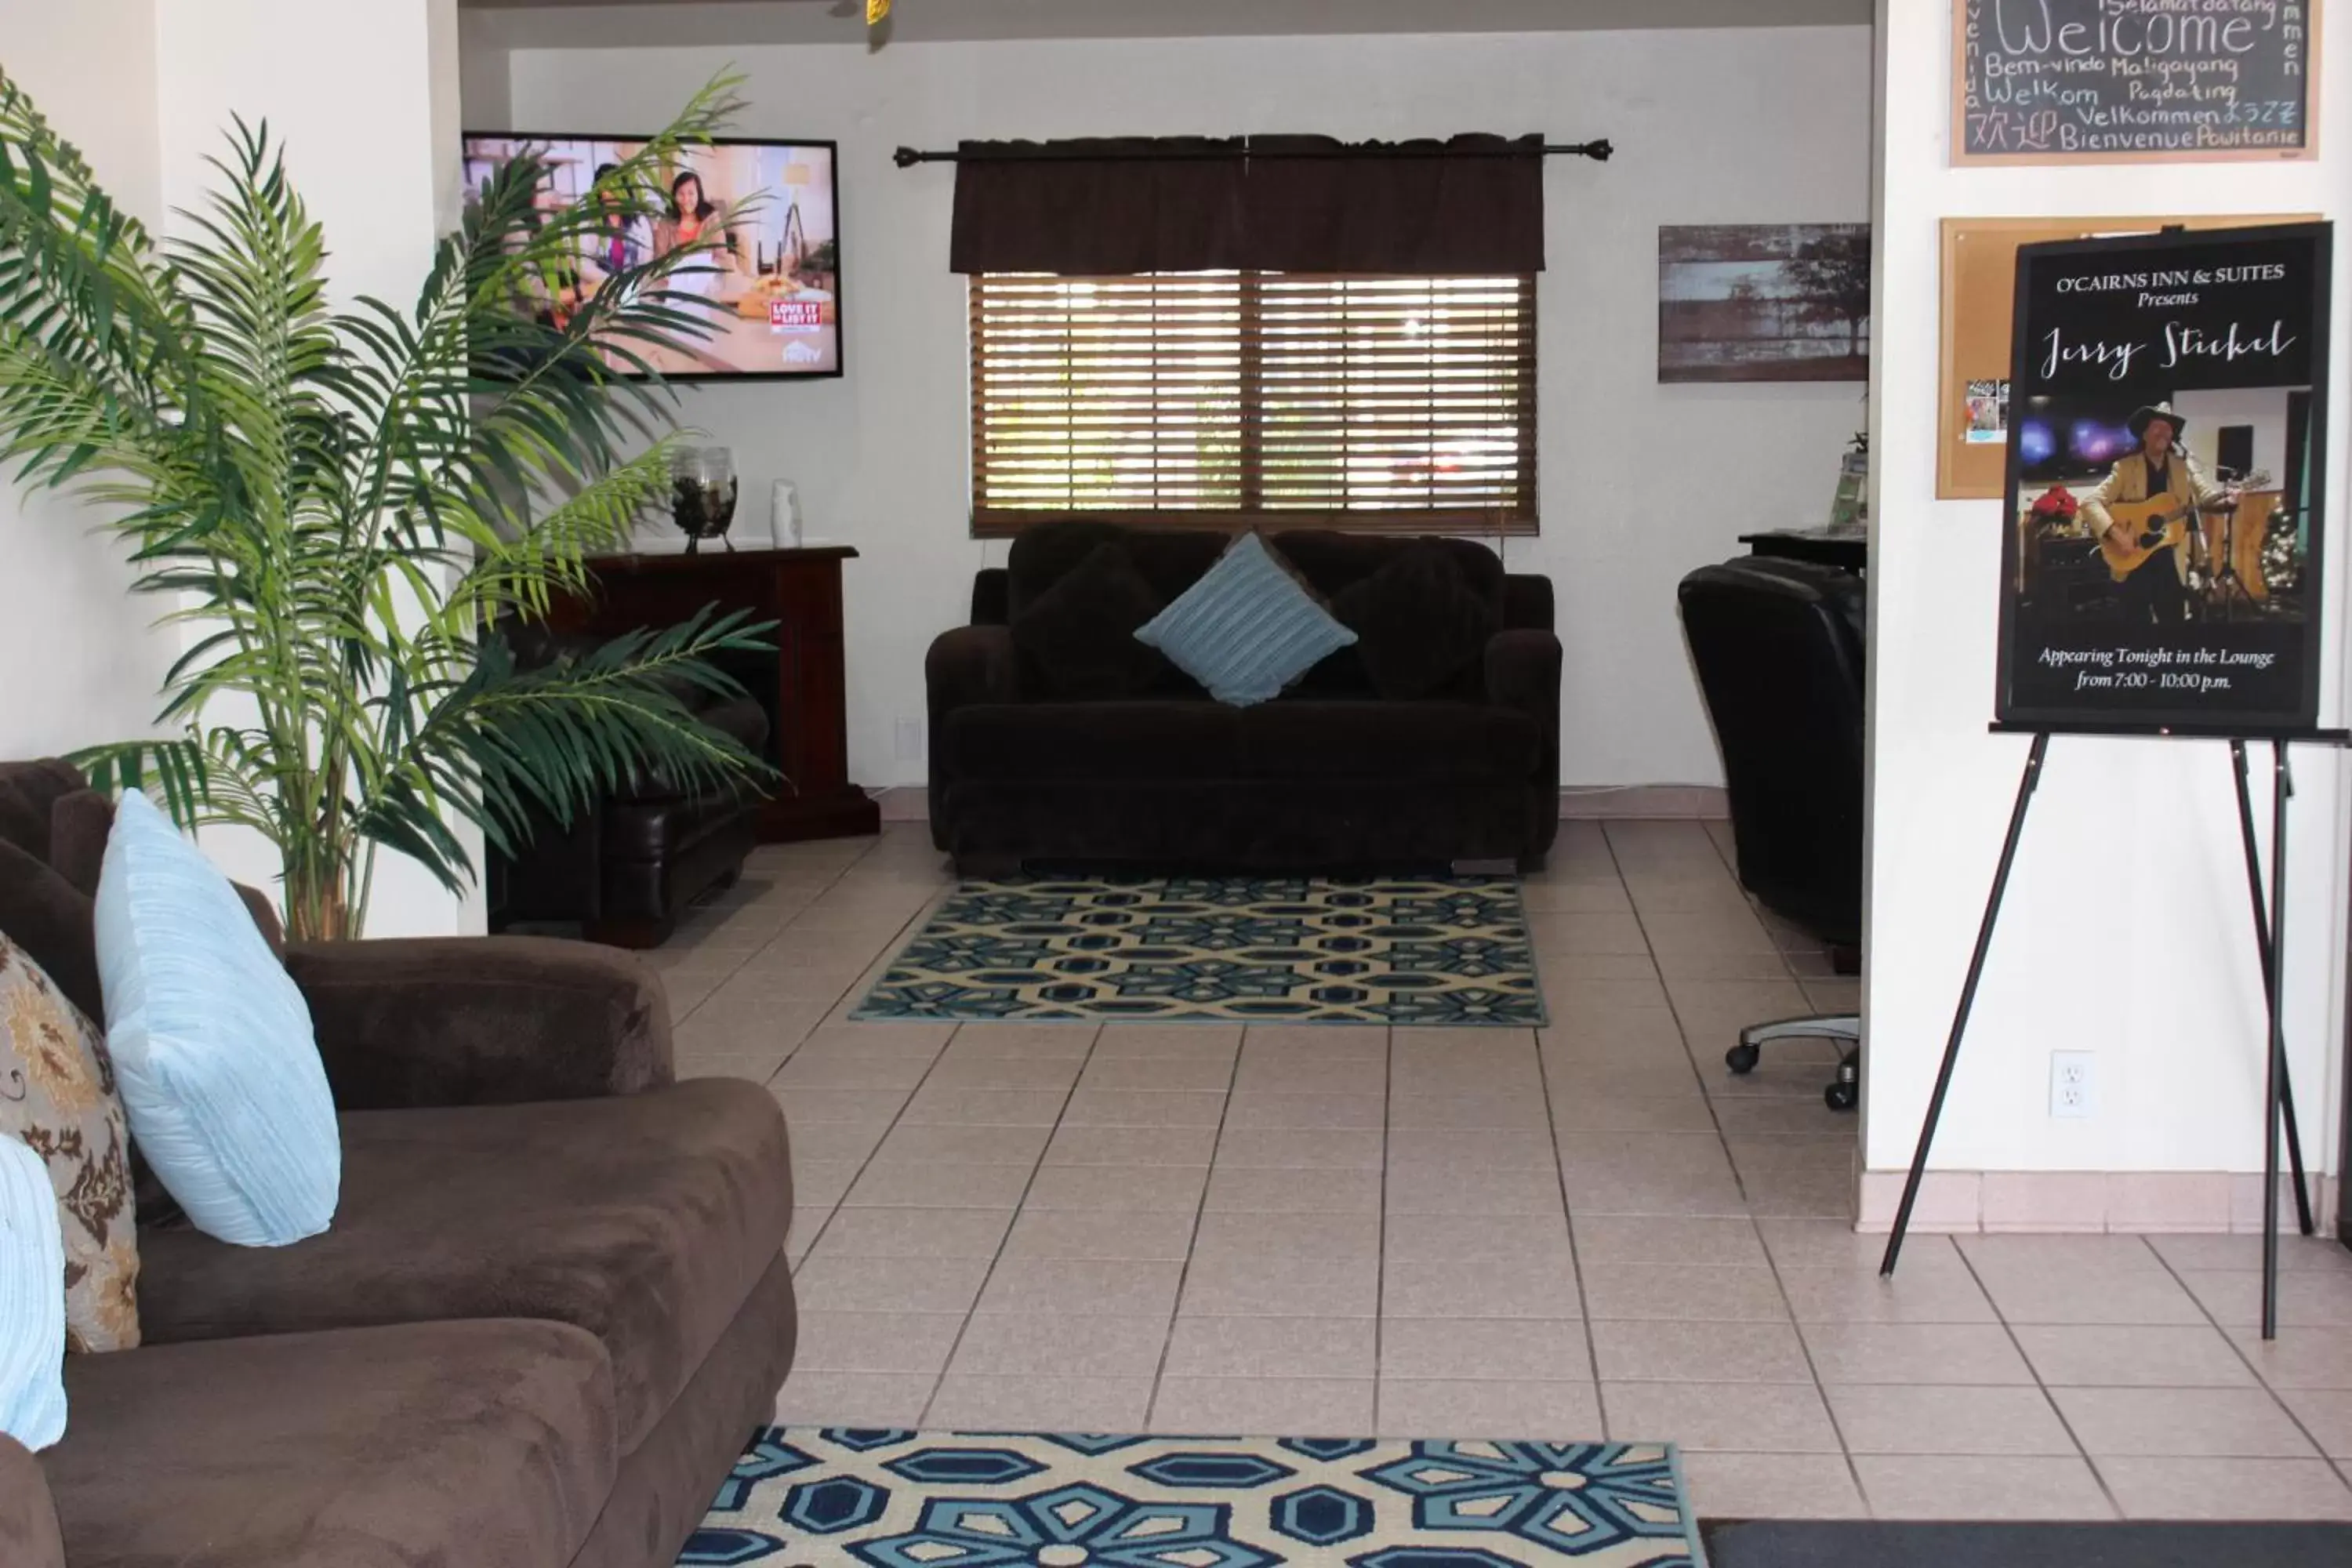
[1740,527,1867,572]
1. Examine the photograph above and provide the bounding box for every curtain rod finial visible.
[1588,139,1613,162]
[893,146,923,168]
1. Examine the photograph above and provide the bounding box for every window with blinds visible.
[969,272,1537,536]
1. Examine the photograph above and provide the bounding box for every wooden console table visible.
[556,546,881,844]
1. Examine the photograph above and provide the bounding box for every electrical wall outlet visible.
[893,717,925,761]
[2049,1051,2095,1119]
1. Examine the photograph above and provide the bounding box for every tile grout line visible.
[1628,822,1877,1512]
[774,1024,960,1301]
[1595,822,1751,1198]
[2143,1236,2352,1494]
[796,860,952,1037]
[764,887,949,1078]
[1744,1219,1874,1514]
[1619,823,1856,1217]
[1949,1239,2128,1519]
[916,1020,1104,1428]
[1530,1014,1609,1436]
[1140,1031,1247,1432]
[742,854,958,1272]
[677,833,885,1025]
[1602,822,1883,1510]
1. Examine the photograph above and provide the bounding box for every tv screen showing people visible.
[460,133,841,380]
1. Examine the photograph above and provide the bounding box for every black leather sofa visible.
[488,628,770,948]
[926,522,1561,873]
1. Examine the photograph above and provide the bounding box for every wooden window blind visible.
[970,271,1537,537]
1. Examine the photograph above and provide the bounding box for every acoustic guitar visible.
[2095,469,2266,581]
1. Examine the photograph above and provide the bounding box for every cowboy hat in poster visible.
[1997,222,2333,736]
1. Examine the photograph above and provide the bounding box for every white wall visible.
[493,24,1874,791]
[0,1,174,760]
[1864,5,2352,1186]
[148,0,476,938]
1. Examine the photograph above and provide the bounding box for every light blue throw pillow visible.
[1134,532,1358,706]
[0,1134,67,1450]
[94,791,339,1247]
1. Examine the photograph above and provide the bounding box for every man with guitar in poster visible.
[2078,402,2238,625]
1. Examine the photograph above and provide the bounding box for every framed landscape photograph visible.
[1657,223,1871,383]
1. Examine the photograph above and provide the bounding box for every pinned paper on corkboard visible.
[1936,214,2317,499]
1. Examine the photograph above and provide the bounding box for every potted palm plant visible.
[0,70,778,940]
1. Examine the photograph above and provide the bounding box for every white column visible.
[1864,1,2352,1220]
[152,0,477,938]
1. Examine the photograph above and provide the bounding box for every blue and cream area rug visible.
[682,1429,1702,1567]
[852,877,1546,1027]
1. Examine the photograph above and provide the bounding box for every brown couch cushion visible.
[950,701,1240,782]
[281,935,674,1112]
[1011,542,1172,700]
[132,1079,789,1453]
[1272,529,1506,612]
[45,1319,617,1568]
[1239,702,1537,781]
[568,1250,800,1568]
[949,700,1539,784]
[1330,543,1502,700]
[44,789,111,897]
[0,760,84,862]
[0,840,105,1024]
[47,789,289,956]
[0,1435,63,1568]
[1007,521,1228,616]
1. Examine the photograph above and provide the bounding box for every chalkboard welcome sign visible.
[1955,0,2321,165]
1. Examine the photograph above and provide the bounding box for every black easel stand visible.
[1878,730,2340,1341]
[2232,739,2317,1242]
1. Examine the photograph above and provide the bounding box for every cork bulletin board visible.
[1936,214,2317,498]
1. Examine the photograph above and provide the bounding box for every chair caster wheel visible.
[1726,1041,1761,1075]
[1824,1080,1858,1112]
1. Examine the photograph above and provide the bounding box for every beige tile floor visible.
[653,818,2352,1523]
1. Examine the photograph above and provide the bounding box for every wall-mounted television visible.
[459,132,842,381]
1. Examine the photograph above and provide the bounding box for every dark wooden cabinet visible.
[554,546,881,844]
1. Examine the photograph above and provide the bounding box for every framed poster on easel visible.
[1886,222,2340,1338]
[1995,223,2332,733]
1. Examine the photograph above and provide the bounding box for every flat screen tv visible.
[459,132,842,380]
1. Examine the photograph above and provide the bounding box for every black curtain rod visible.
[892,140,1612,168]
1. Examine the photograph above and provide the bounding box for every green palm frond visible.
[1,68,777,938]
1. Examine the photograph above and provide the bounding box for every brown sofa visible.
[0,759,797,1568]
[927,523,1563,873]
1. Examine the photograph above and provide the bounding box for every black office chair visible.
[1677,557,1865,1111]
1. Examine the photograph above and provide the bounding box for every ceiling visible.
[459,0,1872,46]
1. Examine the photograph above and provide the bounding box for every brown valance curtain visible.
[948,137,1249,274]
[948,133,1546,275]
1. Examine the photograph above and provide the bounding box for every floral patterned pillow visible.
[0,934,138,1351]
